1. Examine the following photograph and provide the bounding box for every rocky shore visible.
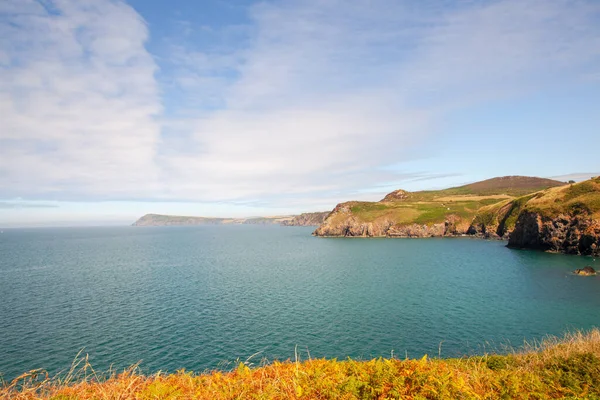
[508,212,600,256]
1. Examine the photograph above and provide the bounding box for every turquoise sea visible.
[1,225,599,381]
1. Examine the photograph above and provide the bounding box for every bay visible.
[1,225,599,381]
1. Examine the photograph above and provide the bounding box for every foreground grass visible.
[3,330,600,399]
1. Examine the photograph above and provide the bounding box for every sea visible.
[1,225,598,381]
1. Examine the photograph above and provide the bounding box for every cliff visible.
[507,177,600,256]
[281,212,329,226]
[314,176,600,256]
[314,176,564,238]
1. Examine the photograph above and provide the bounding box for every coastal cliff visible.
[313,202,473,238]
[314,176,562,238]
[313,176,600,255]
[507,178,600,256]
[281,212,329,226]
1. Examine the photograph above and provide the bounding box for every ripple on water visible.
[0,226,599,380]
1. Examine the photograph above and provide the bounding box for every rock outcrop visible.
[381,190,411,202]
[574,266,597,276]
[313,204,471,238]
[312,204,390,237]
[508,212,600,256]
[281,212,329,226]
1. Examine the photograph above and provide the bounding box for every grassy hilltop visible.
[314,176,568,238]
[314,175,600,255]
[475,176,600,238]
[3,329,600,399]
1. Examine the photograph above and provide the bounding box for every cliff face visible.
[312,204,391,237]
[313,177,600,256]
[506,178,600,256]
[281,212,329,226]
[508,212,600,256]
[312,204,472,238]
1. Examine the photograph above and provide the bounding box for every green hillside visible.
[315,176,568,238]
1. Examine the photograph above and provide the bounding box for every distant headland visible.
[132,212,329,227]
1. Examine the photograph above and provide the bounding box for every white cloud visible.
[550,173,600,182]
[159,0,600,205]
[0,0,162,199]
[1,0,599,211]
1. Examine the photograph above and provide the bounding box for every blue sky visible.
[1,0,599,227]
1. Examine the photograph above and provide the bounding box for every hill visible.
[448,175,565,197]
[132,214,293,227]
[315,176,566,238]
[315,176,600,256]
[4,329,600,399]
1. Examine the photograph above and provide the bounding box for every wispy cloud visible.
[158,0,600,206]
[1,0,599,212]
[550,173,600,182]
[0,200,58,209]
[0,0,162,199]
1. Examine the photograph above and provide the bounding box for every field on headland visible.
[314,176,600,256]
[4,329,600,399]
[314,176,570,238]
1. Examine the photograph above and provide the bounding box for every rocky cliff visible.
[508,212,600,256]
[313,176,600,256]
[314,176,561,238]
[313,202,473,238]
[506,178,600,256]
[281,212,329,226]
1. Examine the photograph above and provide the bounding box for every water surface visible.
[1,226,598,380]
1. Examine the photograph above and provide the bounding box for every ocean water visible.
[1,225,599,381]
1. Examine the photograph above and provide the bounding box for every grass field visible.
[318,177,600,237]
[3,329,600,399]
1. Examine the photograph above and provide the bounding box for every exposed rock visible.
[466,202,514,239]
[508,212,600,256]
[574,266,597,276]
[314,177,600,255]
[313,203,468,238]
[281,212,329,226]
[381,189,410,202]
[387,223,445,237]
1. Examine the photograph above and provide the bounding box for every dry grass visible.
[3,329,600,399]
[432,195,513,202]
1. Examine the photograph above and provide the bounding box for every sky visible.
[1,0,599,227]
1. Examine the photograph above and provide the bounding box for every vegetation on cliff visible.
[314,176,566,238]
[314,175,600,256]
[507,177,600,256]
[3,329,600,399]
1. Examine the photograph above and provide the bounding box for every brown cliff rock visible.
[574,266,597,276]
[508,212,600,256]
[381,190,410,202]
[281,212,329,226]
